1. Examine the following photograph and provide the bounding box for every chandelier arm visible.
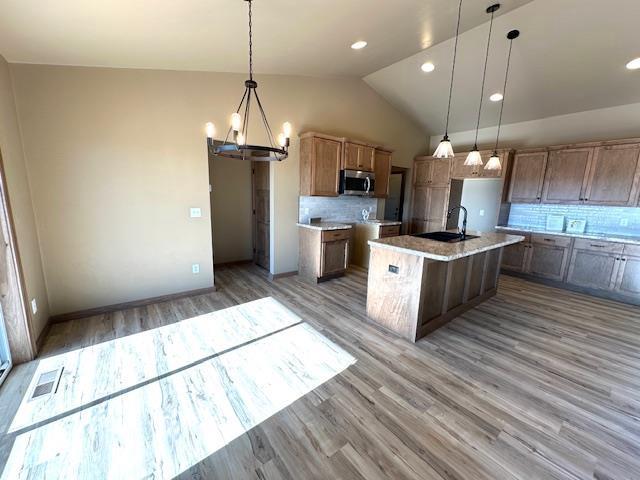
[243,88,252,141]
[223,87,250,144]
[254,90,277,148]
[473,7,496,148]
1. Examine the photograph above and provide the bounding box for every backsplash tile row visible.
[299,196,378,224]
[508,203,640,236]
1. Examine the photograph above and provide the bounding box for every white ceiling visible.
[0,0,531,77]
[364,0,640,134]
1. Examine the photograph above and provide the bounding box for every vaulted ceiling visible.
[0,0,638,134]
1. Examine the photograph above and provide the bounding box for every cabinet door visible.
[321,239,348,276]
[426,187,449,223]
[478,151,505,178]
[566,249,620,290]
[542,148,593,204]
[343,142,360,170]
[414,160,431,186]
[430,159,452,186]
[501,242,529,272]
[451,156,477,179]
[360,146,375,171]
[410,219,428,234]
[615,256,640,296]
[373,150,392,198]
[508,152,548,203]
[411,186,429,220]
[584,144,640,206]
[312,138,341,196]
[526,244,570,281]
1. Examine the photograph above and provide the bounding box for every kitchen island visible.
[366,232,524,342]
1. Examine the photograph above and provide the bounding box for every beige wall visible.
[0,55,49,340]
[11,64,427,313]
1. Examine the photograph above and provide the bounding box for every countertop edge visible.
[495,226,640,246]
[297,222,353,231]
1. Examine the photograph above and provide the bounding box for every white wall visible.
[430,102,640,152]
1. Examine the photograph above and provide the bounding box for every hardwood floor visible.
[1,264,640,479]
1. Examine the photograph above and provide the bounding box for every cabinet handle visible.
[585,198,589,201]
[616,257,620,261]
[589,244,605,248]
[536,196,541,200]
[622,258,627,262]
[543,238,554,242]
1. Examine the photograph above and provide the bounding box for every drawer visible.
[530,233,572,248]
[379,225,401,238]
[623,243,640,257]
[321,229,351,242]
[574,238,624,254]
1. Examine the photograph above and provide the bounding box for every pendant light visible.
[205,0,290,162]
[433,0,464,158]
[486,29,520,170]
[464,4,500,167]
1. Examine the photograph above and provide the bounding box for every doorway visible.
[383,167,407,221]
[252,162,270,270]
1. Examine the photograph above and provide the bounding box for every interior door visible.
[252,162,270,270]
[384,174,403,221]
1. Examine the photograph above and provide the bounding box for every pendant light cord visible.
[473,9,496,148]
[443,0,463,137]
[247,0,253,81]
[494,37,513,152]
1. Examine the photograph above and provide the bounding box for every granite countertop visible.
[368,232,525,262]
[495,225,640,246]
[297,222,353,231]
[357,220,402,226]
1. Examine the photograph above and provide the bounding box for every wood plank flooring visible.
[1,264,640,479]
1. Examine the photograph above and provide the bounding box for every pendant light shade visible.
[434,0,464,158]
[464,149,483,166]
[485,29,520,171]
[466,4,500,167]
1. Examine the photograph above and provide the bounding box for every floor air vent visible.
[30,367,63,400]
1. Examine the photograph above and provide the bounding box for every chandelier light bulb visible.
[464,149,483,166]
[205,122,215,139]
[282,121,292,138]
[236,132,246,145]
[278,133,287,148]
[433,136,454,158]
[231,113,242,131]
[485,152,502,170]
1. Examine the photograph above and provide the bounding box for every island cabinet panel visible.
[445,257,469,311]
[466,252,487,301]
[421,261,448,323]
[299,136,341,196]
[373,150,392,198]
[507,151,548,203]
[584,144,640,206]
[566,239,623,291]
[483,249,502,291]
[541,148,593,204]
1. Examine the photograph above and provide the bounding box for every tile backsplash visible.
[299,196,378,223]
[508,203,640,236]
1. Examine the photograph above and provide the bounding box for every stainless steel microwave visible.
[339,170,376,196]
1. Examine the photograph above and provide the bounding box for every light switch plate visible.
[620,218,629,227]
[192,264,200,274]
[31,298,38,315]
[190,207,202,218]
[479,209,485,217]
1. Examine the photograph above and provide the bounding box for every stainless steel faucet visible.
[447,205,468,239]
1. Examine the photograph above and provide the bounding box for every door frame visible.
[251,161,270,271]
[388,166,408,224]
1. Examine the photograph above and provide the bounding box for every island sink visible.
[412,231,479,243]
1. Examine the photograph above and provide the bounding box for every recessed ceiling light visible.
[490,93,504,102]
[421,62,435,73]
[627,57,640,70]
[351,41,367,50]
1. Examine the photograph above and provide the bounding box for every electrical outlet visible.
[192,264,200,274]
[31,298,38,315]
[190,207,202,218]
[620,218,629,227]
[304,208,310,215]
[479,209,485,217]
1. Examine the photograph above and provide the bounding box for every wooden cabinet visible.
[451,157,477,179]
[410,186,449,233]
[451,150,508,179]
[541,148,593,204]
[566,239,623,290]
[615,255,640,296]
[344,142,374,171]
[583,144,640,206]
[508,151,548,203]
[352,223,401,269]
[299,226,350,283]
[373,150,392,198]
[525,234,572,281]
[413,157,451,186]
[501,233,530,272]
[300,134,341,196]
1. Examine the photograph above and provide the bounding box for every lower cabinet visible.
[615,255,640,296]
[566,239,623,290]
[501,233,530,272]
[501,232,571,281]
[299,227,350,283]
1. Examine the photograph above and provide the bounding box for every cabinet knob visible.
[536,196,541,200]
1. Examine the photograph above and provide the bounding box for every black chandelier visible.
[206,0,290,162]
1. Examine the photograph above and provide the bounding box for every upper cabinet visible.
[509,139,640,206]
[414,157,451,187]
[299,133,342,196]
[541,148,593,204]
[584,144,640,206]
[373,150,392,198]
[508,151,548,203]
[343,142,374,172]
[451,150,509,179]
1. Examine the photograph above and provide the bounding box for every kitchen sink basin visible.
[411,231,479,243]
